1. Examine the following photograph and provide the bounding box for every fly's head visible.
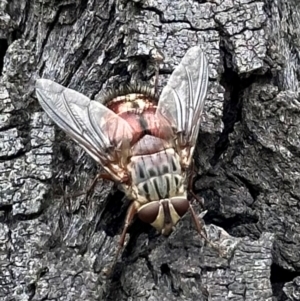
[137,197,190,236]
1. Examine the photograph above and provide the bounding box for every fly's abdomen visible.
[128,144,185,202]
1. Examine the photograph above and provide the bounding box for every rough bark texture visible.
[0,0,299,300]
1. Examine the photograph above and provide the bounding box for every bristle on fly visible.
[101,82,158,105]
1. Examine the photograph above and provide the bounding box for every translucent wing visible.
[35,79,133,181]
[156,46,209,167]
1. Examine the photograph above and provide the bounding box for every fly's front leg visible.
[118,201,139,251]
[189,204,208,242]
[104,201,139,276]
[187,162,220,253]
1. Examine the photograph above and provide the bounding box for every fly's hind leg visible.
[149,47,164,95]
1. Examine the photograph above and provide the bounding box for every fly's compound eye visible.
[170,198,189,217]
[137,202,160,224]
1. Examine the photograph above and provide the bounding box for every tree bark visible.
[0,0,299,300]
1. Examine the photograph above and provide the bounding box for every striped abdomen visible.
[128,135,186,204]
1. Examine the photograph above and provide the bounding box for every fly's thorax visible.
[128,148,186,202]
[131,135,173,157]
[137,196,189,235]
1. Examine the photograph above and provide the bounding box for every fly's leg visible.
[117,202,138,256]
[189,187,205,210]
[149,47,164,95]
[154,59,160,95]
[188,162,221,254]
[189,204,219,252]
[189,204,209,243]
[64,173,114,204]
[188,160,205,209]
[104,202,138,276]
[85,173,114,199]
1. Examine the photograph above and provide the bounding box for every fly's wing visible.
[156,46,209,167]
[35,79,133,181]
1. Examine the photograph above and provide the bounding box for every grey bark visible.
[0,0,299,300]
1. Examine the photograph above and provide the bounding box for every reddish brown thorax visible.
[105,93,174,147]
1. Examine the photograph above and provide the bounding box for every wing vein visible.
[156,46,209,165]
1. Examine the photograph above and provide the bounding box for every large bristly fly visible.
[35,46,209,256]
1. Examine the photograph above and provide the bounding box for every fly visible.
[35,46,210,261]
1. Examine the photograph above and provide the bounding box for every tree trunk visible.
[1,0,299,300]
